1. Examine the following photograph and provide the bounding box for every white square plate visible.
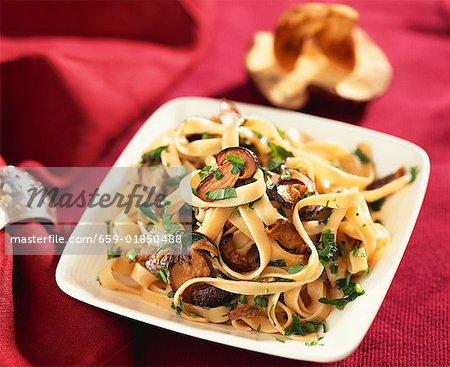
[56,97,429,363]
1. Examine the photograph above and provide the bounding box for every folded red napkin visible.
[1,0,449,366]
[0,0,210,166]
[1,0,210,365]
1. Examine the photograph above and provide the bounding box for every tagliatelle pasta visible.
[98,100,416,342]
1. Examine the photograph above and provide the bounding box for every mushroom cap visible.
[245,3,392,109]
[219,234,259,273]
[216,147,259,179]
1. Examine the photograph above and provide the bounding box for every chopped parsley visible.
[370,197,385,212]
[191,232,205,243]
[107,246,122,260]
[206,188,237,201]
[287,265,305,274]
[317,207,334,225]
[254,296,268,308]
[319,273,365,310]
[140,203,158,223]
[227,154,245,175]
[171,301,183,315]
[167,290,175,298]
[162,173,184,189]
[353,247,366,257]
[284,314,322,336]
[140,145,169,166]
[199,165,213,180]
[354,148,370,163]
[305,341,324,346]
[156,267,168,283]
[321,320,328,333]
[280,170,292,180]
[247,197,262,211]
[214,170,223,180]
[222,302,235,309]
[317,230,339,266]
[409,166,419,183]
[330,263,339,274]
[125,248,137,261]
[275,338,286,343]
[201,133,216,139]
[269,259,287,267]
[276,127,286,139]
[237,294,247,304]
[162,212,180,234]
[267,142,293,170]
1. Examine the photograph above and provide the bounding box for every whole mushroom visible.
[245,3,392,109]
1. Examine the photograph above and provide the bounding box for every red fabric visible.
[1,0,449,366]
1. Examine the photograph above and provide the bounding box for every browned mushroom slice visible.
[288,169,316,193]
[228,304,267,321]
[187,283,234,307]
[168,250,232,306]
[299,205,333,222]
[191,232,219,257]
[219,234,259,273]
[266,219,307,253]
[216,147,259,179]
[270,179,308,209]
[196,162,239,201]
[366,167,406,190]
[168,251,213,292]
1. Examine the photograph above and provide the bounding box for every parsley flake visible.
[354,148,370,163]
[206,188,237,201]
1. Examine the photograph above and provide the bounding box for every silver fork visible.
[0,166,57,230]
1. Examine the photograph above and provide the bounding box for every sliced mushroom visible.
[196,147,259,202]
[191,232,219,257]
[228,304,267,321]
[168,250,212,292]
[366,167,406,190]
[288,169,316,193]
[266,219,307,253]
[168,250,232,306]
[216,147,259,179]
[196,161,239,201]
[219,234,259,273]
[299,205,333,222]
[269,178,308,208]
[187,283,234,307]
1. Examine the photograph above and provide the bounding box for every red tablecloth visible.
[1,0,449,366]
